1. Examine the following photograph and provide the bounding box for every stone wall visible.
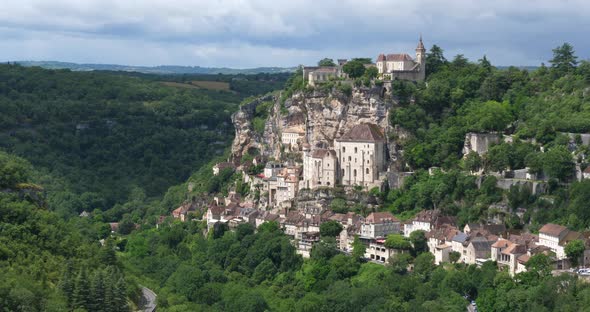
[561,132,590,145]
[495,178,547,195]
[463,132,501,156]
[388,171,414,189]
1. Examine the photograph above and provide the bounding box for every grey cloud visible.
[0,0,589,67]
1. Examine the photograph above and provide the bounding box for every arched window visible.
[354,147,358,153]
[343,147,346,153]
[342,169,345,176]
[366,168,369,174]
[327,182,330,186]
[348,156,351,161]
[353,169,357,177]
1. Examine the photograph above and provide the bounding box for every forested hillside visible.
[0,151,134,311]
[0,65,285,220]
[383,43,590,231]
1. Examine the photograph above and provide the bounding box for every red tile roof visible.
[365,212,399,224]
[539,223,568,237]
[414,209,441,223]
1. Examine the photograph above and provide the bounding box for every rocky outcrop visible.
[231,86,393,162]
[230,94,275,162]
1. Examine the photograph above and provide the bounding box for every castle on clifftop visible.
[376,36,426,81]
[303,36,426,86]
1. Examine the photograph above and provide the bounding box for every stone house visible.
[263,162,284,179]
[365,238,408,263]
[212,162,235,176]
[267,166,301,207]
[172,202,199,222]
[538,223,584,260]
[281,125,306,150]
[282,211,305,237]
[301,148,337,189]
[360,212,400,239]
[491,233,539,276]
[298,232,320,258]
[493,240,527,276]
[336,212,364,251]
[465,237,493,264]
[451,232,469,263]
[303,62,348,87]
[297,215,322,240]
[255,211,280,228]
[464,223,507,237]
[426,225,460,264]
[404,209,456,237]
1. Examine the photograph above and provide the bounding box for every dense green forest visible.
[0,151,135,311]
[121,220,590,312]
[0,65,286,221]
[2,42,590,312]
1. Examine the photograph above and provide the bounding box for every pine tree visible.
[72,267,91,311]
[550,42,578,77]
[58,261,75,308]
[103,273,115,312]
[112,277,129,312]
[100,239,118,267]
[90,270,106,312]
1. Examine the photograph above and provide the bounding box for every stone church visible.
[301,123,387,190]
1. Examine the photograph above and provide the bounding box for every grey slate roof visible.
[452,232,468,243]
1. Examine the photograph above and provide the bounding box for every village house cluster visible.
[164,35,590,276]
[169,193,590,275]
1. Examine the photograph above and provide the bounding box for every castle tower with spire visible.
[375,36,426,82]
[416,36,426,80]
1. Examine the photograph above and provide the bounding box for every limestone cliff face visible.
[230,94,275,162]
[230,86,394,163]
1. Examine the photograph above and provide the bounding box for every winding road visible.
[140,286,157,312]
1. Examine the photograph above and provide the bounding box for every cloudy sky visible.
[1,0,588,68]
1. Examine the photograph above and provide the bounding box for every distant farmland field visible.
[190,80,230,91]
[159,80,231,91]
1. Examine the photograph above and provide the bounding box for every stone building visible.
[538,223,584,260]
[334,123,387,188]
[300,123,387,190]
[360,212,400,239]
[281,125,305,149]
[376,37,426,82]
[301,147,337,189]
[267,166,301,207]
[303,60,348,86]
